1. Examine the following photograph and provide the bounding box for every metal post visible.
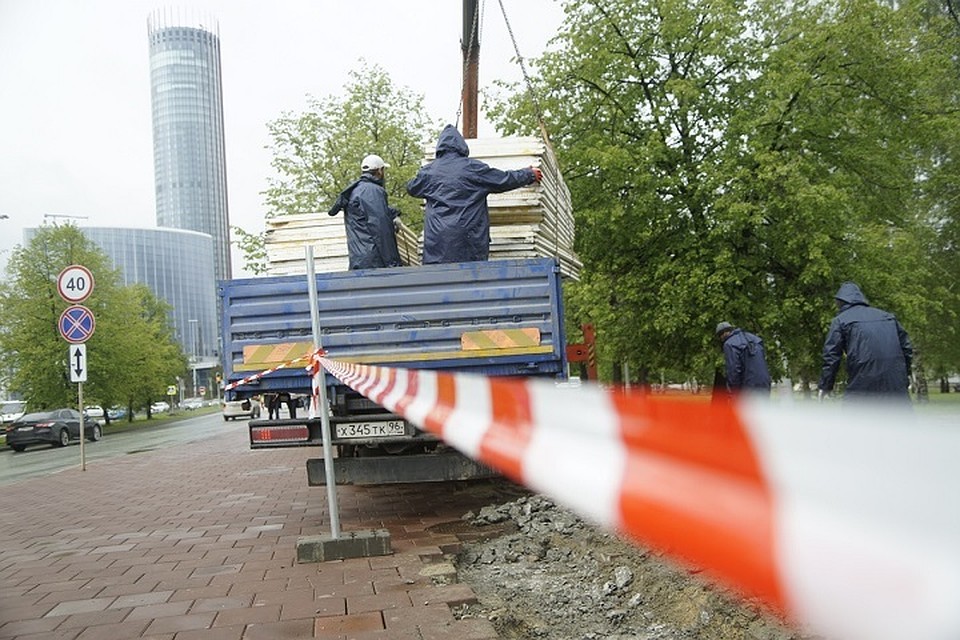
[306,246,341,539]
[461,0,480,138]
[78,381,86,471]
[189,319,199,397]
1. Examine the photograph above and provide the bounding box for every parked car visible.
[150,401,170,414]
[182,397,204,410]
[107,406,127,420]
[83,405,105,420]
[6,409,102,452]
[222,398,260,421]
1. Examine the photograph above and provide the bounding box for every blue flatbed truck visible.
[219,257,568,485]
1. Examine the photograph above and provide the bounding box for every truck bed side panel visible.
[220,258,565,395]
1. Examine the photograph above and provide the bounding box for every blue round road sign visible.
[59,305,96,344]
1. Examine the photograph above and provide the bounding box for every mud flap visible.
[306,451,499,486]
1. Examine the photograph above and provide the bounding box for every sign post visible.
[57,265,94,471]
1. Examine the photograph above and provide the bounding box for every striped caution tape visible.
[319,357,960,640]
[224,349,322,392]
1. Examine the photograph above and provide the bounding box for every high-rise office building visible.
[147,10,231,283]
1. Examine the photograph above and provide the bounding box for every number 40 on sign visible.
[57,265,95,304]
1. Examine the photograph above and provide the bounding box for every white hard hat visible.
[361,154,389,171]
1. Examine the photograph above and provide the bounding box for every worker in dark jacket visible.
[818,282,913,400]
[406,125,542,264]
[328,154,402,270]
[716,322,772,394]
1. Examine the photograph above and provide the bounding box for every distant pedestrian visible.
[328,154,402,270]
[265,393,280,420]
[715,322,772,394]
[277,392,297,419]
[406,125,542,264]
[818,282,913,401]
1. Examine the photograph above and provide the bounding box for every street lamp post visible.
[188,319,198,397]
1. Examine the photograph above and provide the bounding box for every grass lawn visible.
[920,389,960,408]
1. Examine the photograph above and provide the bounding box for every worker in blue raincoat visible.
[818,282,913,401]
[328,154,402,270]
[406,125,542,264]
[715,322,772,394]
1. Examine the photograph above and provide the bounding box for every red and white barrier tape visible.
[223,349,322,392]
[320,357,960,640]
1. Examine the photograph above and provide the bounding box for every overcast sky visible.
[0,0,565,275]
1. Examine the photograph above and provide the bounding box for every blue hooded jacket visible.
[406,125,537,264]
[818,282,913,397]
[721,328,772,392]
[329,173,401,270]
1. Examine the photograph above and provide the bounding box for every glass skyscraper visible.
[147,10,232,284]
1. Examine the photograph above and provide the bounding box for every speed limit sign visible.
[57,265,95,303]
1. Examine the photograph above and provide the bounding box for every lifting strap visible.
[496,0,564,261]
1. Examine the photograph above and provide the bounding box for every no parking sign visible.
[58,305,96,344]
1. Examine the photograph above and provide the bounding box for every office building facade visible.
[147,10,232,283]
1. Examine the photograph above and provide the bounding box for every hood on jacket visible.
[835,281,869,306]
[435,124,470,158]
[328,179,359,216]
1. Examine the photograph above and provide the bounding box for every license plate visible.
[335,420,405,439]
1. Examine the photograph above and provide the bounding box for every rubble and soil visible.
[447,491,816,640]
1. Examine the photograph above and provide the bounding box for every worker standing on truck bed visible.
[406,125,542,263]
[328,154,402,270]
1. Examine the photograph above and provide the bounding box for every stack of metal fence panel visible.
[263,213,421,276]
[421,136,581,280]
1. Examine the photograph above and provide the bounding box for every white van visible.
[0,401,27,425]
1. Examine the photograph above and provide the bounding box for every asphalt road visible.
[0,410,245,486]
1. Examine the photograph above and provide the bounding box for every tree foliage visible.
[233,63,439,274]
[0,225,187,414]
[489,0,960,385]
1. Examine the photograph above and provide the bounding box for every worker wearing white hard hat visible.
[327,153,402,269]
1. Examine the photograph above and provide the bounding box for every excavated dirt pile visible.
[450,493,817,640]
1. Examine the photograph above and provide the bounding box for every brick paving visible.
[0,426,509,639]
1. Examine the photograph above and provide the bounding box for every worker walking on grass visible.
[818,281,913,402]
[715,321,772,395]
[329,154,402,270]
[406,125,542,264]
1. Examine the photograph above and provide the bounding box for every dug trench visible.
[429,481,816,640]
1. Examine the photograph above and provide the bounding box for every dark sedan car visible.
[5,409,102,452]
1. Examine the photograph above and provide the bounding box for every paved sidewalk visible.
[0,427,510,639]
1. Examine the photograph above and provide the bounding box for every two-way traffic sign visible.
[70,344,87,383]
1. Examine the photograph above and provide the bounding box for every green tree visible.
[489,0,960,386]
[0,225,187,414]
[114,284,187,418]
[234,62,439,274]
